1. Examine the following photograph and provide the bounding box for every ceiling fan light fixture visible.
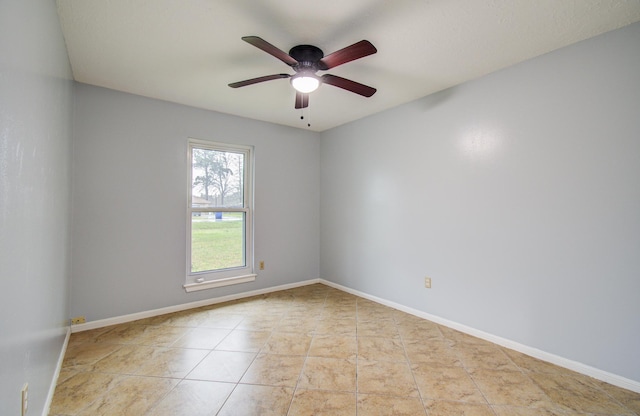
[291,74,320,93]
[230,37,377,110]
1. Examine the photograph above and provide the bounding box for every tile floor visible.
[50,283,640,415]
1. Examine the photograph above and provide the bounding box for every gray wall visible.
[0,1,73,415]
[70,84,320,321]
[320,23,640,382]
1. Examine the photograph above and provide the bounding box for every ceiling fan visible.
[229,36,377,109]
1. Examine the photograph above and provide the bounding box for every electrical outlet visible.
[259,261,265,270]
[21,383,28,416]
[424,277,432,288]
[71,316,86,325]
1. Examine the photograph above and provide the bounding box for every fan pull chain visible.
[299,105,311,128]
[300,108,311,127]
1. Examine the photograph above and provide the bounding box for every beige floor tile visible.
[357,358,419,397]
[403,338,462,366]
[286,305,325,317]
[209,300,255,314]
[214,329,271,352]
[598,382,640,414]
[198,312,244,329]
[217,384,294,416]
[394,315,439,327]
[133,313,174,326]
[355,298,379,307]
[52,368,78,385]
[274,315,319,333]
[320,303,357,314]
[357,394,427,415]
[411,362,488,404]
[397,322,444,341]
[424,400,495,416]
[186,350,256,382]
[298,357,357,391]
[133,325,191,347]
[170,327,231,349]
[322,298,357,307]
[358,336,407,362]
[76,375,178,416]
[288,389,356,416]
[357,303,395,315]
[392,311,425,323]
[67,326,114,344]
[318,311,357,322]
[308,335,357,359]
[261,331,313,355]
[235,314,282,331]
[51,283,640,416]
[357,301,394,314]
[452,342,519,371]
[492,405,585,415]
[501,348,569,375]
[357,319,400,338]
[264,306,295,316]
[240,353,306,387]
[49,371,124,415]
[162,310,209,327]
[93,323,148,344]
[324,299,354,308]
[315,318,357,336]
[62,342,122,370]
[134,347,209,378]
[541,366,602,389]
[146,379,235,416]
[440,327,489,346]
[469,367,553,408]
[529,372,635,414]
[91,344,156,374]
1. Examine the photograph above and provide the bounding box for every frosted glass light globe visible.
[291,75,320,93]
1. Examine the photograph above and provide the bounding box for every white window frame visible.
[184,138,255,292]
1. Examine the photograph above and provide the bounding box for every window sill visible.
[183,274,256,292]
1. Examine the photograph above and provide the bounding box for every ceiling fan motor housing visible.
[289,45,324,72]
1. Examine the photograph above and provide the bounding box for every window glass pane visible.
[191,148,244,208]
[191,212,245,273]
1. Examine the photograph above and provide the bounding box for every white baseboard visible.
[71,278,321,333]
[319,279,640,394]
[43,327,71,416]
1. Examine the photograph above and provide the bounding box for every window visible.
[185,139,254,291]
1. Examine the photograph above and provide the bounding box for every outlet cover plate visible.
[71,316,86,325]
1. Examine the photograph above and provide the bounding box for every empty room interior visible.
[1,1,640,415]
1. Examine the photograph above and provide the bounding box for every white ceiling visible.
[56,0,640,132]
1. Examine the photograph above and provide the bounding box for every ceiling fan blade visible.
[242,36,298,66]
[318,40,377,70]
[295,92,309,109]
[321,74,376,97]
[228,73,290,88]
